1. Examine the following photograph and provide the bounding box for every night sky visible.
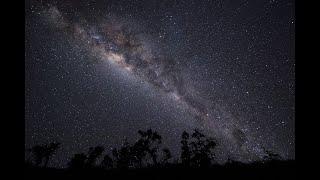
[25,0,295,168]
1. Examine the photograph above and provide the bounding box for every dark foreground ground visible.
[24,160,296,180]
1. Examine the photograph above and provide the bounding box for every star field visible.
[25,0,294,167]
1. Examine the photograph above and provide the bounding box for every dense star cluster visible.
[25,0,295,168]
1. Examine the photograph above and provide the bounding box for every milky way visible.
[25,0,295,167]
[41,5,269,162]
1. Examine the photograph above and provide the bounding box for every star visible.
[25,0,295,167]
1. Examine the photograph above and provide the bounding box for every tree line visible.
[25,129,281,169]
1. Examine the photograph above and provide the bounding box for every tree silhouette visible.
[110,129,164,168]
[131,138,148,168]
[136,129,162,166]
[68,146,105,169]
[181,131,191,166]
[112,140,133,169]
[161,148,172,165]
[189,129,217,167]
[44,142,61,167]
[25,148,33,166]
[263,148,282,161]
[180,129,217,168]
[100,154,113,169]
[24,128,294,179]
[29,142,61,167]
[86,146,105,168]
[30,145,45,166]
[68,153,87,169]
